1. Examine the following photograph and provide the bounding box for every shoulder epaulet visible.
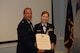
[22,21,24,23]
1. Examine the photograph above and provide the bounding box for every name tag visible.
[36,30,41,32]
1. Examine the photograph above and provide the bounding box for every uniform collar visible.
[23,18,31,24]
[41,23,47,26]
[27,20,31,24]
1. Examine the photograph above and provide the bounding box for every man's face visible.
[24,9,32,21]
[41,13,49,23]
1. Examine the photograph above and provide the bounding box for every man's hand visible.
[37,50,45,53]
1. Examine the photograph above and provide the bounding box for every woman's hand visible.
[37,50,45,53]
[51,43,54,51]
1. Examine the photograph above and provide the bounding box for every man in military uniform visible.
[34,11,56,53]
[17,8,44,53]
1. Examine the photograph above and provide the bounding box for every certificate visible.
[36,34,51,50]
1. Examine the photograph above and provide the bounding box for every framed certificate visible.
[36,34,51,50]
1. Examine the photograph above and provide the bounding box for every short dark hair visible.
[41,11,49,17]
[23,7,32,14]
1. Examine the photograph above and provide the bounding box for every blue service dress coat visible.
[17,18,38,53]
[34,23,56,53]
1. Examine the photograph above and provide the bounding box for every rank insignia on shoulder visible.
[22,21,24,23]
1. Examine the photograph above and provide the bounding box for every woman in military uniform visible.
[34,11,56,53]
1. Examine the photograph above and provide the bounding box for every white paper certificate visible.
[36,34,51,50]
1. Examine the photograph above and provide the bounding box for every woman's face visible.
[41,13,49,24]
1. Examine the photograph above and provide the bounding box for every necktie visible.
[30,22,33,31]
[43,25,46,33]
